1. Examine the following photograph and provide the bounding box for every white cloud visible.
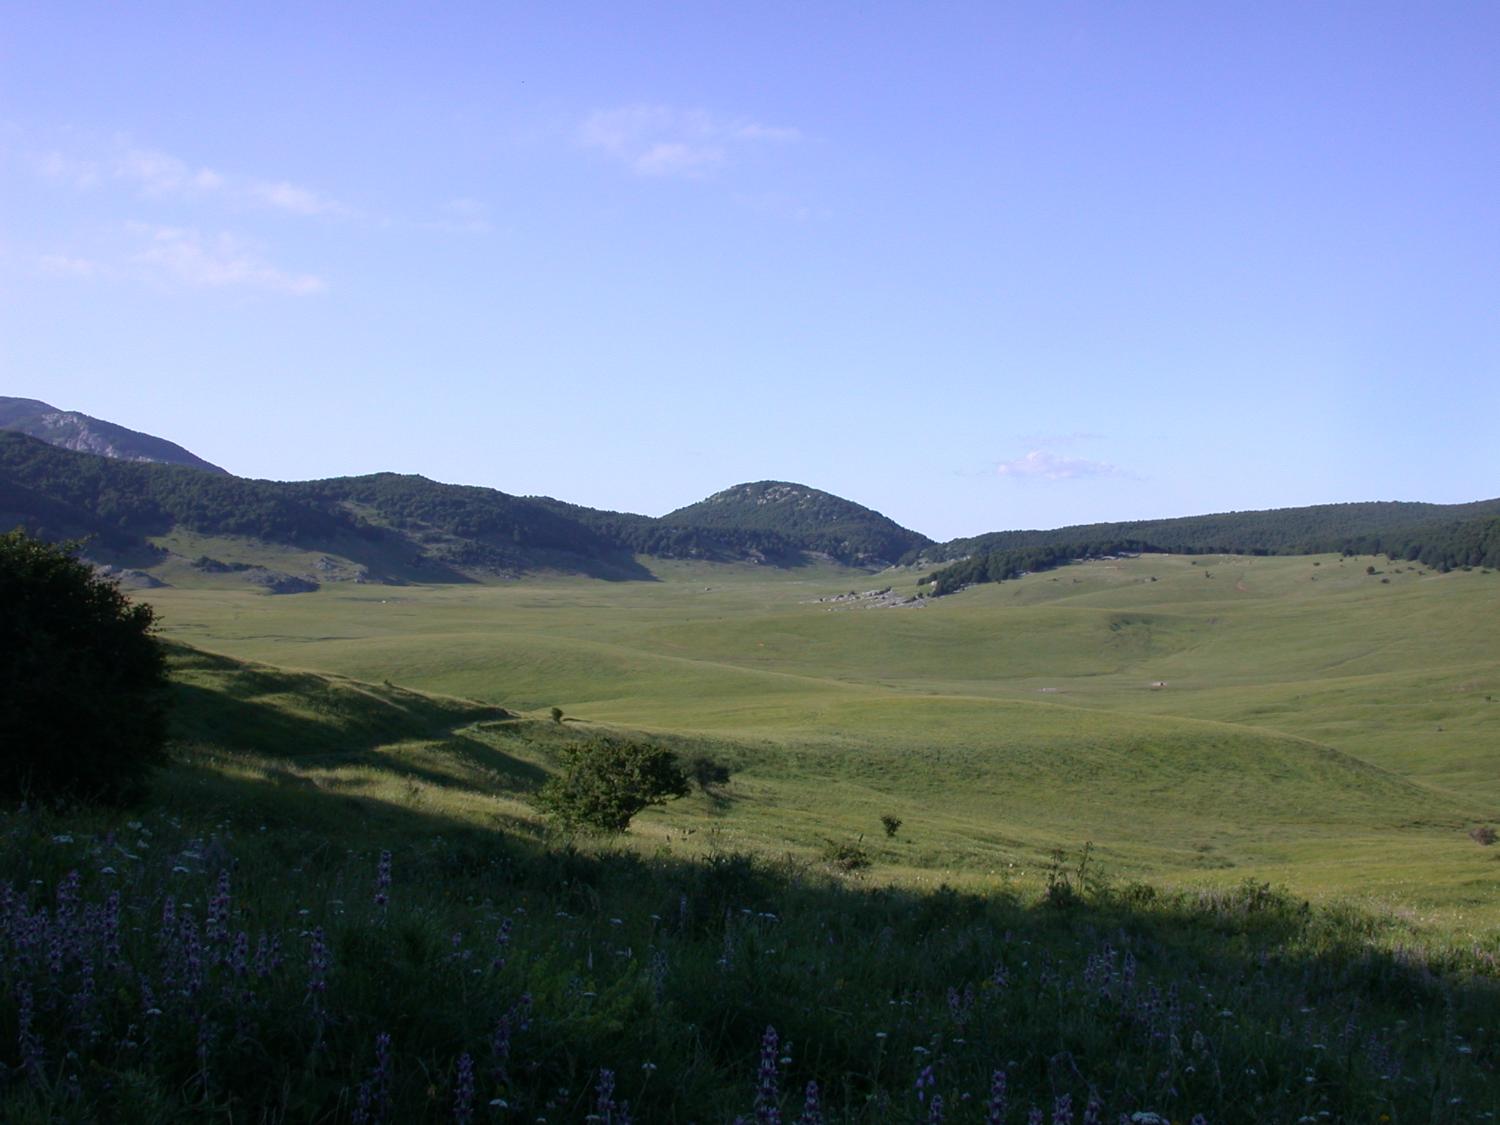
[31,140,348,218]
[246,179,348,217]
[30,150,101,188]
[130,225,326,296]
[424,197,493,234]
[580,105,799,178]
[995,450,1124,481]
[116,147,224,196]
[37,254,105,278]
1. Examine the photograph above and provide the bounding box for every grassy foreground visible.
[2,641,1499,1122]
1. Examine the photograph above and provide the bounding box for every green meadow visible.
[140,547,1500,933]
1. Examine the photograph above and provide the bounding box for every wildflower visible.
[927,1094,945,1123]
[16,982,44,1085]
[797,1080,823,1125]
[306,927,330,997]
[986,1070,1007,1123]
[915,1064,936,1103]
[1053,1092,1074,1125]
[492,917,513,972]
[594,1068,617,1123]
[375,849,392,912]
[491,1015,512,1084]
[208,870,231,942]
[755,1025,782,1124]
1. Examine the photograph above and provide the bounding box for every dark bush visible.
[533,737,689,833]
[820,837,872,873]
[0,529,170,804]
[1470,825,1497,847]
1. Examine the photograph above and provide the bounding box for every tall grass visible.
[3,797,1497,1123]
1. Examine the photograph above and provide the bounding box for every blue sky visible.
[3,2,1497,541]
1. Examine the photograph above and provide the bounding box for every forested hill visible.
[0,435,909,579]
[0,396,227,474]
[662,481,932,567]
[919,511,1500,597]
[919,498,1500,564]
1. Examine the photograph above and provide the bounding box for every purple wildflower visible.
[453,1052,475,1124]
[797,1080,824,1125]
[491,917,512,972]
[230,930,250,976]
[927,1093,945,1123]
[1083,1092,1104,1125]
[595,1067,617,1122]
[915,1064,936,1103]
[207,870,231,943]
[16,981,44,1085]
[375,849,392,912]
[986,1069,1007,1123]
[754,1025,782,1124]
[1052,1092,1073,1125]
[491,1015,512,1084]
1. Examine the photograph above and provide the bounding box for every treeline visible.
[920,540,1163,596]
[916,498,1500,566]
[1339,515,1500,571]
[919,516,1500,597]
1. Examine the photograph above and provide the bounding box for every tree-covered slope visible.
[0,432,648,580]
[663,480,931,566]
[921,498,1500,564]
[0,396,227,474]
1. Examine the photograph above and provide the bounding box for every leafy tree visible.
[0,529,170,803]
[534,738,690,833]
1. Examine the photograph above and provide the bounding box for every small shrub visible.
[1470,825,1497,847]
[687,754,732,793]
[549,706,564,724]
[821,837,871,873]
[880,814,902,838]
[534,738,689,833]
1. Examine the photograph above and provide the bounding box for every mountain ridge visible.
[0,396,227,475]
[4,401,1498,586]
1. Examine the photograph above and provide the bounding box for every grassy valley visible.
[6,558,1500,1122]
[5,436,1500,1121]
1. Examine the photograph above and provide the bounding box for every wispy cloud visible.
[244,179,347,217]
[995,449,1125,481]
[29,150,102,188]
[579,105,800,178]
[37,254,107,279]
[115,147,224,196]
[31,141,348,217]
[422,197,493,234]
[130,225,326,295]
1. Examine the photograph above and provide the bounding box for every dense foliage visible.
[663,481,932,566]
[1339,515,1500,571]
[0,529,169,803]
[0,436,903,574]
[533,738,691,832]
[919,515,1500,597]
[915,498,1500,566]
[921,540,1162,596]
